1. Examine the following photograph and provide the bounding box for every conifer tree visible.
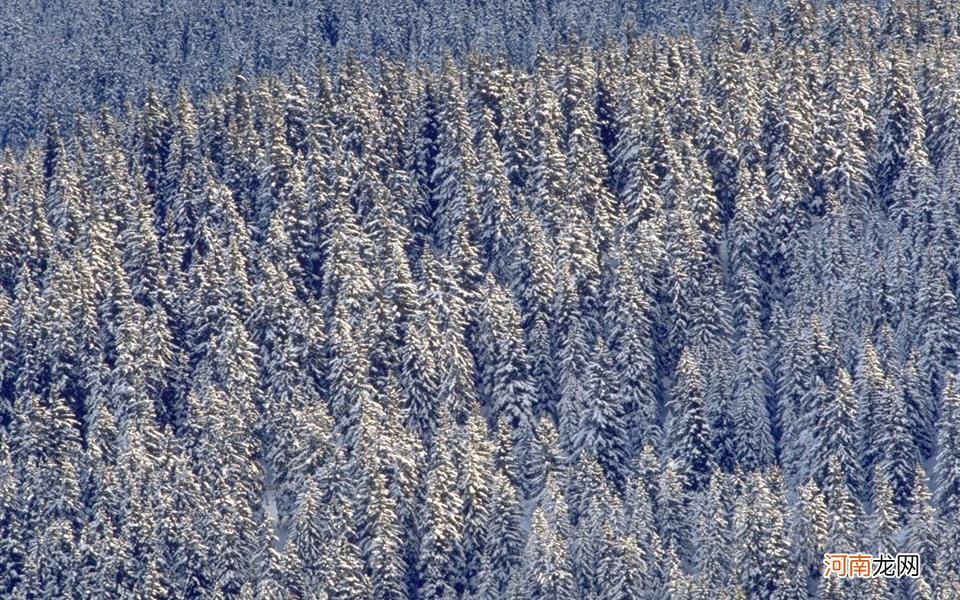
[937,373,960,521]
[417,426,466,598]
[572,339,629,487]
[793,480,829,579]
[668,348,714,494]
[906,466,938,586]
[809,369,861,496]
[514,509,577,600]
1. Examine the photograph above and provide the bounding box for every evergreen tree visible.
[667,348,714,494]
[937,373,960,521]
[809,369,861,497]
[793,480,829,579]
[481,471,524,597]
[514,509,577,600]
[572,338,629,488]
[417,426,466,598]
[732,315,775,471]
[906,466,938,586]
[732,472,791,599]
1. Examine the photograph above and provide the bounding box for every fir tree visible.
[667,348,715,494]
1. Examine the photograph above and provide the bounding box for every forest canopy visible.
[1,0,960,598]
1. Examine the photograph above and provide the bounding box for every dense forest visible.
[0,0,733,148]
[2,0,960,598]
